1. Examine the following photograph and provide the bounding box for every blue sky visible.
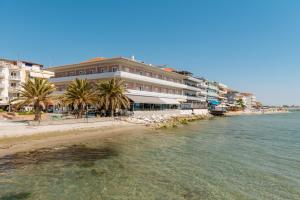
[0,0,299,105]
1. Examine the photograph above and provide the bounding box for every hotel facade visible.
[47,57,208,111]
[0,58,54,108]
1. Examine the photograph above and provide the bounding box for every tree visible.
[16,78,55,121]
[236,98,246,110]
[96,78,130,117]
[64,78,96,118]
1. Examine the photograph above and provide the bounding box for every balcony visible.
[8,86,21,93]
[207,92,219,98]
[207,85,218,91]
[9,65,21,71]
[0,72,5,79]
[10,76,21,81]
[50,71,199,91]
[126,89,186,101]
[186,96,206,102]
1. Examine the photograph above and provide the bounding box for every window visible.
[79,71,85,75]
[112,67,118,72]
[136,84,143,91]
[139,71,143,75]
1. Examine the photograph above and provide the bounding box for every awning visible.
[208,100,220,105]
[160,98,180,105]
[127,95,165,104]
[127,95,180,105]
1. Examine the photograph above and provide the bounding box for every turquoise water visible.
[0,113,300,200]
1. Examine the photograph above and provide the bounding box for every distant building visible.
[0,58,54,108]
[216,82,228,104]
[240,93,257,110]
[206,81,219,101]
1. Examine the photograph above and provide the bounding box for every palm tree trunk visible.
[111,108,114,117]
[77,109,82,118]
[34,106,41,121]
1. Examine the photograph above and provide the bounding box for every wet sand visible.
[0,124,148,157]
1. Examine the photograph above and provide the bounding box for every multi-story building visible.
[226,90,259,110]
[170,70,207,109]
[226,89,240,106]
[48,57,207,111]
[216,82,228,104]
[206,81,219,101]
[240,93,257,110]
[0,58,54,108]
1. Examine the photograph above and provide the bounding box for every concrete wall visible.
[133,110,181,118]
[192,109,209,115]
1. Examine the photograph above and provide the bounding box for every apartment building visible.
[168,70,208,109]
[206,81,220,101]
[0,58,54,108]
[48,57,207,111]
[240,93,257,110]
[216,82,228,104]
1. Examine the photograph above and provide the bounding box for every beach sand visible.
[0,121,147,157]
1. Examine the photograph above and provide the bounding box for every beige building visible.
[0,58,54,108]
[47,57,207,111]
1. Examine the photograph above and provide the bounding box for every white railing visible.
[126,89,186,100]
[186,96,206,102]
[9,65,21,71]
[50,71,200,92]
[207,92,219,98]
[0,72,5,78]
[10,76,21,81]
[8,86,21,92]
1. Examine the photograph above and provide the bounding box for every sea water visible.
[0,112,299,200]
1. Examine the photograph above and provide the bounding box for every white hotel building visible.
[47,57,208,111]
[0,58,54,108]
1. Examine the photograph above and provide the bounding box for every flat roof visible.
[46,57,187,78]
[0,58,43,67]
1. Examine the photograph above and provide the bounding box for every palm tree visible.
[15,78,55,121]
[96,78,130,117]
[64,78,95,118]
[237,98,246,110]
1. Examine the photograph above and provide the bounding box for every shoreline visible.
[0,110,289,157]
[0,123,148,158]
[225,110,289,116]
[0,114,210,157]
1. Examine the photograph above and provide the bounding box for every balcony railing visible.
[0,73,5,78]
[9,66,21,71]
[10,76,21,81]
[8,86,21,93]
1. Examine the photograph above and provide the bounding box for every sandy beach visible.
[0,110,288,157]
[0,120,148,157]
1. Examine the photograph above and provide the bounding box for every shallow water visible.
[0,113,300,200]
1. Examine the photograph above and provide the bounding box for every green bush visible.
[0,109,5,113]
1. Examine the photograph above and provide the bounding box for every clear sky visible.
[0,0,299,105]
